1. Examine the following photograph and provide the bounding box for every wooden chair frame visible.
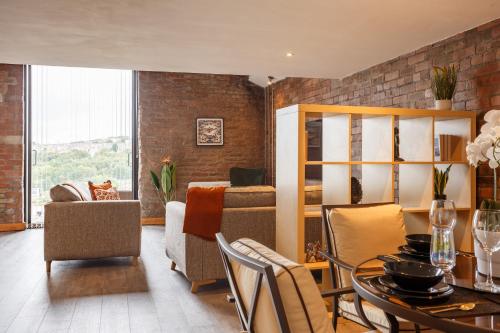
[320,202,394,331]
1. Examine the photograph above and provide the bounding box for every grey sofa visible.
[165,184,276,292]
[44,200,142,272]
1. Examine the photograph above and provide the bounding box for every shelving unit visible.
[276,104,476,265]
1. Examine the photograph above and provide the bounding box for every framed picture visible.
[196,118,224,146]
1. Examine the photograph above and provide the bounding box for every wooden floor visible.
[0,226,366,333]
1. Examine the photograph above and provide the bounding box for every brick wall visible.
[138,72,265,218]
[0,64,23,224]
[265,18,500,204]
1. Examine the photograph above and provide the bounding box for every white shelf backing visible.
[436,164,471,208]
[323,113,349,162]
[399,164,433,209]
[399,116,433,161]
[322,165,350,205]
[362,115,392,162]
[360,164,393,203]
[434,118,471,161]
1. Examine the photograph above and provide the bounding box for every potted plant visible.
[466,109,500,277]
[150,154,177,206]
[431,65,457,110]
[433,165,452,200]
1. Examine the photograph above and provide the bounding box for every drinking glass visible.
[429,200,457,272]
[472,209,500,293]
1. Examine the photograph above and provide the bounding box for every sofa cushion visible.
[224,186,275,208]
[230,238,333,333]
[94,188,121,200]
[230,167,266,186]
[305,185,322,205]
[88,180,112,200]
[50,184,83,202]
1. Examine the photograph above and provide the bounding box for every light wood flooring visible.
[0,226,366,333]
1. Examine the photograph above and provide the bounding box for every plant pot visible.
[474,241,500,278]
[434,99,452,110]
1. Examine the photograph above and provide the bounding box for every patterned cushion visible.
[88,180,112,200]
[94,188,121,201]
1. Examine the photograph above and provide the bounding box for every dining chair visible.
[321,203,423,332]
[216,232,356,333]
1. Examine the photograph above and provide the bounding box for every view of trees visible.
[32,136,132,220]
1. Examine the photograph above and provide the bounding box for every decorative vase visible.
[434,99,452,110]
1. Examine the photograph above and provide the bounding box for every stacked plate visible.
[373,275,454,303]
[399,234,431,261]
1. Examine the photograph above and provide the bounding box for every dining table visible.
[351,253,500,333]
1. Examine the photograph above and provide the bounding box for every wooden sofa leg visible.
[45,260,52,273]
[131,256,139,266]
[191,280,216,293]
[170,261,176,271]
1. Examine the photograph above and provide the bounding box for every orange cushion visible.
[94,187,121,200]
[88,180,112,200]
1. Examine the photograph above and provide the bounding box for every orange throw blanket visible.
[183,186,226,241]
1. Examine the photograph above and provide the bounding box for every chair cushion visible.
[49,184,83,202]
[328,204,405,301]
[230,167,266,186]
[230,238,333,333]
[224,186,275,208]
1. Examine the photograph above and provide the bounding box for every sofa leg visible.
[45,260,51,273]
[191,280,216,293]
[170,261,176,271]
[131,256,139,266]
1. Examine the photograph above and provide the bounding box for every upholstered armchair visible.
[165,184,276,292]
[320,203,419,333]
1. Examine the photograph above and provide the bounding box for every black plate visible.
[383,260,444,290]
[370,276,453,304]
[378,275,452,296]
[406,234,431,253]
[399,245,430,259]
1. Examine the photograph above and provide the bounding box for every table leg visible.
[354,293,377,331]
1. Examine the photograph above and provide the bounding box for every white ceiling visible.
[0,0,499,86]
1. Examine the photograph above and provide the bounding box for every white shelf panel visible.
[399,116,433,161]
[399,164,433,209]
[322,165,350,205]
[322,113,349,162]
[362,115,392,162]
[360,164,393,203]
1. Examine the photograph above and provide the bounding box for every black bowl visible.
[406,234,431,253]
[383,261,444,290]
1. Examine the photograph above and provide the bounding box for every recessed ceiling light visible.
[286,52,294,57]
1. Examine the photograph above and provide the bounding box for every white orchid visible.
[466,109,500,169]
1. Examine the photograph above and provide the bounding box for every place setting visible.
[364,199,500,319]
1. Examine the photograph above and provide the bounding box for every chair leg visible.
[190,280,216,293]
[170,261,176,271]
[354,293,377,331]
[332,296,339,331]
[45,260,51,273]
[131,256,139,266]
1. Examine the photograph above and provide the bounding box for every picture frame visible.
[196,118,224,146]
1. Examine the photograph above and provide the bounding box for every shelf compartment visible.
[398,116,433,162]
[434,118,471,162]
[399,164,433,209]
[322,165,350,205]
[361,115,393,162]
[322,113,350,162]
[436,163,471,208]
[358,164,393,203]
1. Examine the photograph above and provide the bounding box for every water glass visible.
[429,200,457,272]
[472,209,500,293]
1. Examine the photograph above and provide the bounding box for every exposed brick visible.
[384,71,399,82]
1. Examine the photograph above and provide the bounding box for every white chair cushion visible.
[230,238,334,333]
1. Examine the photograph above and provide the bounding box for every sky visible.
[31,65,132,145]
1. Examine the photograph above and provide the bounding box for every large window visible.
[29,66,134,223]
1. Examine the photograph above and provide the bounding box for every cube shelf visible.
[277,104,476,264]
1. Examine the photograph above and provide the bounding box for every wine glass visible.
[472,209,500,293]
[429,200,457,272]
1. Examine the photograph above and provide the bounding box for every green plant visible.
[431,65,457,100]
[434,165,452,197]
[150,155,176,205]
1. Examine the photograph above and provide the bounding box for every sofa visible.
[44,184,141,272]
[165,183,276,292]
